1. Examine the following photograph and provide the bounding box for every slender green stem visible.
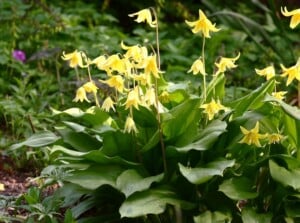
[74,66,80,83]
[202,36,207,101]
[151,7,167,174]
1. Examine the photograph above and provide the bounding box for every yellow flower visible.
[73,87,90,103]
[102,75,125,93]
[239,122,265,147]
[281,7,300,29]
[92,55,107,70]
[185,9,220,38]
[215,53,240,75]
[0,183,4,191]
[200,98,227,120]
[265,133,284,144]
[271,91,287,101]
[103,54,127,75]
[144,87,156,107]
[280,59,300,86]
[61,50,84,68]
[124,116,138,133]
[121,41,148,67]
[128,8,157,28]
[133,73,151,86]
[188,58,206,75]
[83,81,98,94]
[101,96,115,112]
[124,87,141,110]
[144,55,163,79]
[159,91,170,104]
[255,65,276,80]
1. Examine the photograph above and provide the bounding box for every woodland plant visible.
[10,5,300,223]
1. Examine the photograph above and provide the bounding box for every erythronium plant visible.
[11,6,300,223]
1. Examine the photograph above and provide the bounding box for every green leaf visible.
[219,177,258,200]
[228,79,275,118]
[162,97,201,141]
[57,128,102,152]
[51,145,138,166]
[203,74,226,103]
[63,121,86,132]
[179,159,235,185]
[193,211,231,223]
[264,94,300,120]
[119,188,194,218]
[10,131,60,150]
[269,160,300,190]
[116,169,164,197]
[169,120,227,152]
[65,165,123,190]
[241,208,272,223]
[51,107,85,117]
[140,130,159,152]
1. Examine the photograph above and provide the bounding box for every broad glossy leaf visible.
[116,169,163,197]
[10,131,60,150]
[219,177,258,200]
[169,120,227,152]
[193,211,231,223]
[264,94,300,120]
[179,159,235,185]
[62,121,86,132]
[162,98,201,141]
[203,74,226,103]
[51,107,85,117]
[119,188,194,218]
[51,145,138,166]
[57,128,102,152]
[228,79,275,118]
[269,160,300,190]
[65,165,124,190]
[241,208,272,223]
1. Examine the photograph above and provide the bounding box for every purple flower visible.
[12,50,26,63]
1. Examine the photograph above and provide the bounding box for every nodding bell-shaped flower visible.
[83,81,98,94]
[280,59,300,86]
[186,9,220,38]
[101,96,115,112]
[215,53,240,75]
[124,116,138,133]
[73,87,90,103]
[271,91,287,101]
[188,58,206,75]
[281,7,300,29]
[255,65,276,80]
[200,98,227,121]
[62,50,84,68]
[128,8,157,28]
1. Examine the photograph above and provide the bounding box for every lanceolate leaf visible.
[162,98,201,141]
[179,159,235,185]
[169,120,227,152]
[51,145,138,166]
[65,165,124,190]
[116,169,164,197]
[119,188,194,218]
[241,208,272,223]
[10,131,60,150]
[193,211,231,223]
[269,160,300,191]
[219,177,258,200]
[228,79,275,118]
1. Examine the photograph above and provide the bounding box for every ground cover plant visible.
[1,1,300,223]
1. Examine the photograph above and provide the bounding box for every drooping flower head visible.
[188,58,206,75]
[128,8,157,28]
[215,53,240,75]
[280,59,300,86]
[281,7,300,29]
[12,50,26,63]
[73,87,90,103]
[62,50,84,68]
[124,87,141,110]
[255,65,276,80]
[144,55,163,79]
[186,9,220,38]
[121,41,148,67]
[200,98,227,120]
[101,75,125,93]
[239,122,265,147]
[101,96,115,112]
[83,81,98,94]
[124,116,138,133]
